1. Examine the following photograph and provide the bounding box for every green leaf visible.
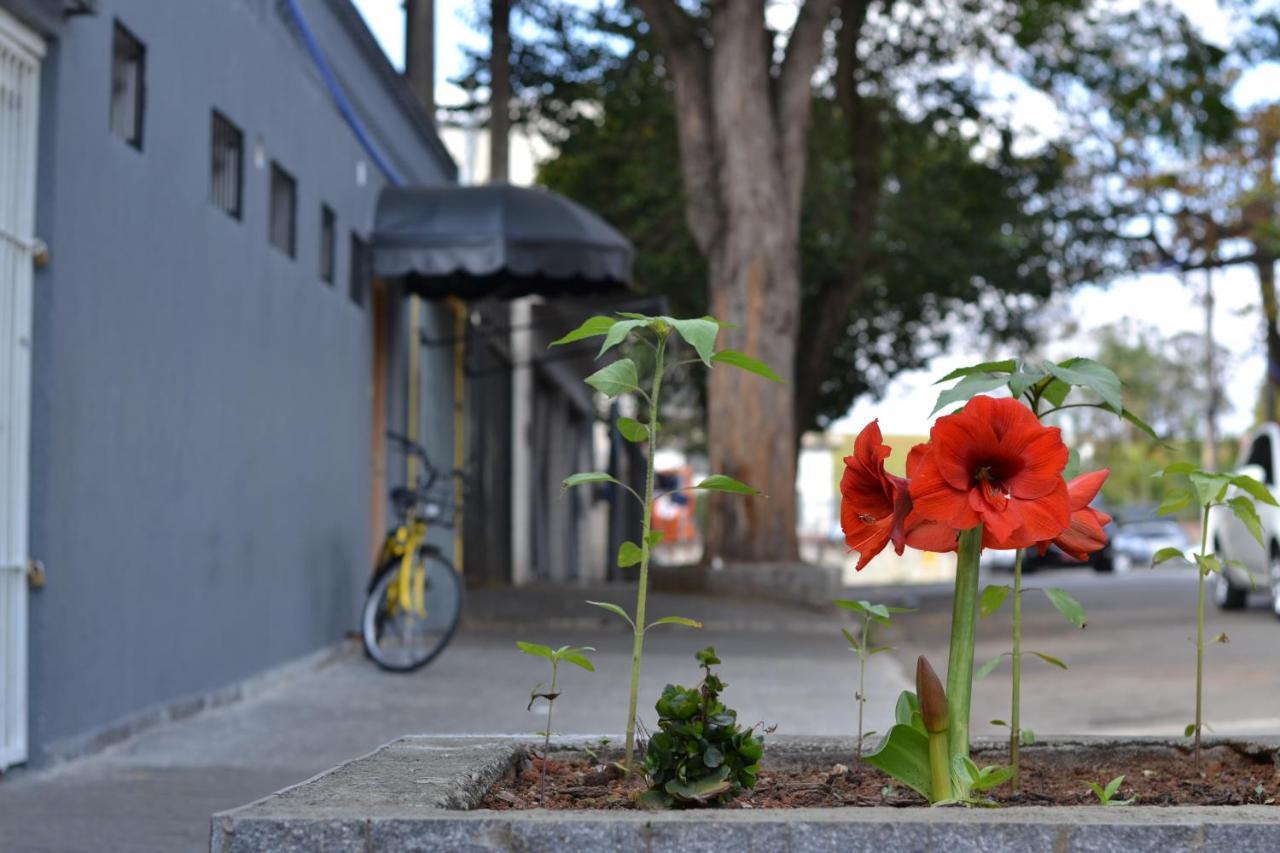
[893,690,922,730]
[635,788,673,810]
[1231,474,1278,506]
[975,654,1003,679]
[666,317,719,366]
[1184,723,1198,737]
[597,319,645,357]
[1049,358,1123,413]
[1120,406,1161,442]
[562,471,620,493]
[647,616,703,630]
[1189,471,1231,507]
[1043,587,1087,629]
[1041,377,1072,408]
[1029,650,1068,670]
[550,315,615,346]
[1104,775,1124,800]
[585,358,640,398]
[1157,488,1193,516]
[1162,462,1199,477]
[665,765,732,803]
[586,600,634,629]
[1008,365,1047,399]
[1021,728,1036,746]
[979,584,1011,618]
[615,311,651,321]
[969,764,1016,792]
[1228,496,1266,549]
[1152,546,1186,565]
[694,475,761,496]
[516,641,554,660]
[617,540,644,568]
[711,349,784,383]
[863,723,933,801]
[645,530,665,549]
[615,417,649,442]
[841,628,860,651]
[1194,553,1222,575]
[560,652,596,672]
[931,372,1009,415]
[703,745,724,768]
[1086,780,1107,802]
[834,598,891,623]
[934,360,1017,384]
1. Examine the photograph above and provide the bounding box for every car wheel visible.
[1112,553,1133,575]
[1213,570,1247,611]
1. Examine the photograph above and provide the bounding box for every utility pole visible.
[1202,269,1219,471]
[489,0,511,183]
[403,0,434,118]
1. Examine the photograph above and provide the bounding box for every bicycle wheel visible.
[362,549,463,672]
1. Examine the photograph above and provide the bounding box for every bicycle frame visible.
[377,517,429,619]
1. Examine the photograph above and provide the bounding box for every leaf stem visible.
[622,334,665,772]
[946,526,984,764]
[541,659,558,807]
[857,612,869,760]
[1194,504,1208,773]
[1011,547,1024,791]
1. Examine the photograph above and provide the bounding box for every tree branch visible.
[778,0,839,217]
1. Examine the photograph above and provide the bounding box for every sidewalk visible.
[0,587,909,853]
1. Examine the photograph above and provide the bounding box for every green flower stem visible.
[1194,504,1209,772]
[622,335,666,771]
[946,526,984,763]
[928,729,953,803]
[1010,547,1024,791]
[856,614,869,759]
[540,659,559,806]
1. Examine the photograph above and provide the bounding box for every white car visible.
[1208,423,1280,617]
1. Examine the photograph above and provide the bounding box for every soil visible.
[479,747,1280,810]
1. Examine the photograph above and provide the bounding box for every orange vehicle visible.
[652,466,699,544]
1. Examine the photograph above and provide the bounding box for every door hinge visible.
[26,558,45,588]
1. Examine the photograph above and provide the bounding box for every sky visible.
[351,0,1274,439]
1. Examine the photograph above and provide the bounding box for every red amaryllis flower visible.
[1037,469,1112,561]
[907,396,1071,546]
[840,420,909,571]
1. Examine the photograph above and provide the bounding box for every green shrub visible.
[639,647,764,808]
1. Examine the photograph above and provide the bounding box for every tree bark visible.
[634,0,835,561]
[490,0,512,183]
[1259,258,1280,422]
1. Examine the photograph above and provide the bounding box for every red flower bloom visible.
[907,396,1071,547]
[840,420,909,571]
[1037,469,1112,561]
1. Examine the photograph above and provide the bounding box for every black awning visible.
[372,184,633,299]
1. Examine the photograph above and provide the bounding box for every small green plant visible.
[516,641,596,805]
[833,598,913,760]
[1153,462,1277,771]
[1084,775,1134,806]
[639,647,764,809]
[554,314,778,770]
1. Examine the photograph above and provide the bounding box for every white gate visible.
[0,7,42,771]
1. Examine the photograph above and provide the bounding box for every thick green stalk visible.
[1010,547,1024,791]
[928,730,953,802]
[1194,505,1209,772]
[622,337,665,771]
[856,614,869,759]
[946,526,984,762]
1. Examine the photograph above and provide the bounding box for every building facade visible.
[0,0,458,767]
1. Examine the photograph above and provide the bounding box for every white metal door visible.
[0,7,43,771]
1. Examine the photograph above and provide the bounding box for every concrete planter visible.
[211,735,1280,852]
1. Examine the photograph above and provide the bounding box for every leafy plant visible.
[1153,462,1277,771]
[834,598,913,760]
[639,647,764,809]
[516,641,596,805]
[553,313,776,770]
[1085,775,1134,806]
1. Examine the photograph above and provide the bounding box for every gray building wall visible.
[19,0,456,763]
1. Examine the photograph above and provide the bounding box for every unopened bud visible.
[916,656,949,734]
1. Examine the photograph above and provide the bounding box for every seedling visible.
[554,314,779,770]
[516,642,596,805]
[1153,462,1277,771]
[1084,775,1134,806]
[833,598,914,760]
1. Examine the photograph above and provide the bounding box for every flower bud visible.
[916,656,949,734]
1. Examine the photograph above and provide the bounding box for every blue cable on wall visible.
[281,0,406,187]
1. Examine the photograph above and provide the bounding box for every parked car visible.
[980,506,1119,574]
[1207,423,1280,617]
[1109,518,1192,574]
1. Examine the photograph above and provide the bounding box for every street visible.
[1,567,1278,852]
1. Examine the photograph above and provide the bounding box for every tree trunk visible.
[489,0,511,183]
[1259,258,1280,422]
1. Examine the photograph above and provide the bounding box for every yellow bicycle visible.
[361,433,464,672]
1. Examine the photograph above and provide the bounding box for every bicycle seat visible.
[391,487,418,510]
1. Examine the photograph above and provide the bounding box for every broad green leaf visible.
[1008,365,1047,399]
[597,319,645,357]
[666,317,719,366]
[969,764,1016,792]
[1231,474,1278,506]
[1104,775,1124,799]
[617,541,644,568]
[1194,553,1221,575]
[615,311,651,320]
[560,652,596,672]
[863,723,933,801]
[933,360,1017,384]
[1184,723,1197,737]
[647,616,703,629]
[711,349,784,383]
[1120,406,1161,442]
[931,372,1009,415]
[550,315,615,346]
[1040,377,1072,408]
[1157,488,1192,516]
[1086,780,1108,801]
[586,600,634,629]
[615,417,649,442]
[1043,587,1087,629]
[841,628,860,651]
[665,767,733,803]
[834,599,891,623]
[1152,546,1186,565]
[645,529,665,548]
[585,358,640,398]
[975,654,1003,679]
[516,641,554,660]
[694,475,761,496]
[1188,472,1231,507]
[1228,496,1266,549]
[979,584,1011,618]
[635,788,673,810]
[1029,650,1068,670]
[703,744,724,768]
[562,471,620,492]
[893,690,922,729]
[1049,358,1123,412]
[1162,461,1199,477]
